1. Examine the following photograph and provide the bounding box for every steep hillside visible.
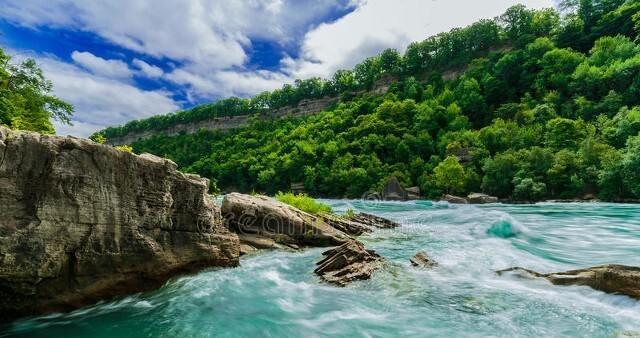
[104,1,640,202]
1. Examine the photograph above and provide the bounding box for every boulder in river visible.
[497,265,640,299]
[406,186,422,200]
[0,126,239,320]
[410,251,438,269]
[382,176,407,201]
[221,193,349,248]
[315,240,384,286]
[467,193,498,204]
[442,194,468,204]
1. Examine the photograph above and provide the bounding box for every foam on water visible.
[1,202,639,338]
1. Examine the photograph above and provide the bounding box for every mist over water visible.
[2,201,640,338]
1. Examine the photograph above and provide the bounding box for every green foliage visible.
[344,208,356,218]
[433,156,466,194]
[115,145,134,153]
[125,1,640,202]
[0,48,73,134]
[275,192,332,215]
[90,133,106,144]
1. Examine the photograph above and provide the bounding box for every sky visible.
[0,0,555,137]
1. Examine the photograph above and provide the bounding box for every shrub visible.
[275,192,332,215]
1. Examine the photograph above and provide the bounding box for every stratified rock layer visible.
[497,265,640,299]
[315,240,383,286]
[0,127,239,320]
[221,193,349,248]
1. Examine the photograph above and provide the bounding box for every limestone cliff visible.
[0,126,240,320]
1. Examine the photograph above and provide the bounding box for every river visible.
[2,201,639,337]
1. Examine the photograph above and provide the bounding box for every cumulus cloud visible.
[37,56,179,137]
[1,0,558,135]
[0,0,351,72]
[132,59,164,78]
[71,51,133,79]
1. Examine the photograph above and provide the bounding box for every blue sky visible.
[0,0,554,137]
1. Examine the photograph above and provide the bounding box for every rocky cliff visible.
[105,96,339,145]
[0,126,239,320]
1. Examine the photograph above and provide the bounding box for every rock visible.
[497,265,640,299]
[382,176,407,201]
[442,194,468,204]
[321,214,372,236]
[410,251,438,268]
[314,240,383,286]
[221,193,348,247]
[239,244,258,256]
[0,126,239,320]
[467,193,498,204]
[347,212,401,229]
[406,186,421,200]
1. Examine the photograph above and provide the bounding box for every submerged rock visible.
[467,193,498,204]
[410,251,438,269]
[497,265,640,299]
[0,127,239,320]
[221,193,348,247]
[315,240,384,286]
[442,194,468,204]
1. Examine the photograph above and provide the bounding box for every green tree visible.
[0,48,73,134]
[433,156,466,194]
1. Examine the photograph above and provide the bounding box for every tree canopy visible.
[0,48,73,134]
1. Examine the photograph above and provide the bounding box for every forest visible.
[111,0,639,201]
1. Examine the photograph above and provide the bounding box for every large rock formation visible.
[497,265,640,299]
[0,127,239,320]
[314,240,384,286]
[221,193,349,248]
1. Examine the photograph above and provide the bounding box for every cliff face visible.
[0,126,239,320]
[106,96,339,145]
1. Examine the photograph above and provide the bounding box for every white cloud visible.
[0,0,349,72]
[132,59,164,78]
[284,0,556,79]
[71,51,133,79]
[165,68,289,100]
[37,56,179,137]
[2,0,558,134]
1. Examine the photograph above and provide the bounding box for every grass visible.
[275,192,333,215]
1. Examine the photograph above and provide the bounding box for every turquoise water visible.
[2,201,640,337]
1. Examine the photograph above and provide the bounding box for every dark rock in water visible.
[382,176,407,201]
[315,240,384,286]
[221,193,348,247]
[348,212,401,229]
[467,193,498,204]
[442,194,468,204]
[0,126,240,320]
[410,251,438,268]
[497,265,640,299]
